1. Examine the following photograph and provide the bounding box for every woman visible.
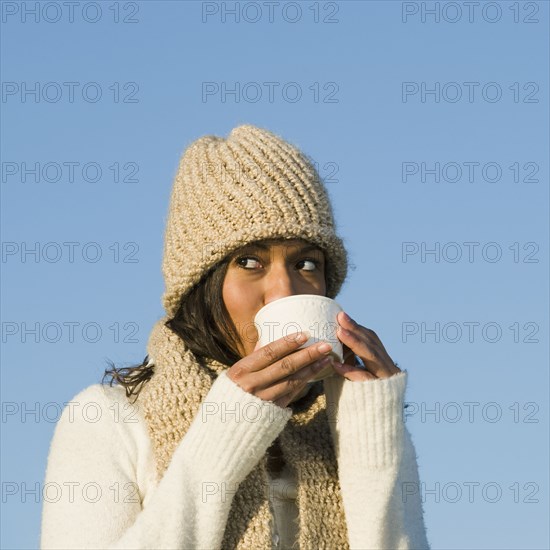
[41,124,430,549]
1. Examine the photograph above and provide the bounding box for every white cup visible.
[253,294,344,382]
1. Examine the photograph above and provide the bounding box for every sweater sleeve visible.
[323,370,431,550]
[40,370,292,550]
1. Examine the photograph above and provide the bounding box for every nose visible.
[263,263,298,306]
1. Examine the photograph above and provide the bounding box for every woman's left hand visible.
[332,311,402,381]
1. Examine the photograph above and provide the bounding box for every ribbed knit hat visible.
[161,124,348,319]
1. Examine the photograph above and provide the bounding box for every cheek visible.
[222,275,254,321]
[222,276,260,352]
[222,279,238,318]
[308,270,326,296]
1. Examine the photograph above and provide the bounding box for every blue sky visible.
[1,1,548,548]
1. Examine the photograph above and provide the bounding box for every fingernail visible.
[317,342,332,353]
[342,312,351,321]
[296,332,309,344]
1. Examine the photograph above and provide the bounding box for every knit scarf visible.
[137,317,349,550]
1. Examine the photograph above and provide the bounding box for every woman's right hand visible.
[226,332,334,408]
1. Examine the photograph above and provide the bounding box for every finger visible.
[336,313,398,377]
[337,312,379,349]
[337,330,397,378]
[277,378,316,408]
[252,340,335,388]
[261,356,333,406]
[242,331,311,373]
[262,374,310,408]
[272,384,305,409]
[336,324,377,364]
[342,344,356,365]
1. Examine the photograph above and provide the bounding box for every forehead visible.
[238,238,322,252]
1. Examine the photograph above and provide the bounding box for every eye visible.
[296,257,323,273]
[234,255,322,272]
[235,255,262,269]
[297,258,319,272]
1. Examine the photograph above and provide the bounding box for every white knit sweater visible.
[40,370,430,550]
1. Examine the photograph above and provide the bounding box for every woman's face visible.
[222,238,327,357]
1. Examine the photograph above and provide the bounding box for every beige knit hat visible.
[161,124,348,318]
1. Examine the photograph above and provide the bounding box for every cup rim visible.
[254,294,343,320]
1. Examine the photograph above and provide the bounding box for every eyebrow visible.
[238,242,323,256]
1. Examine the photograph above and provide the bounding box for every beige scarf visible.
[137,317,350,549]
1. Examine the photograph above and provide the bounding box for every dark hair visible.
[102,255,243,404]
[103,238,330,404]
